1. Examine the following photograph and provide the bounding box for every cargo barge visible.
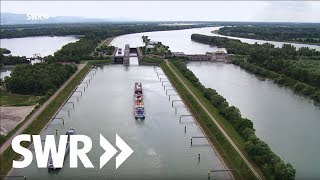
[134,82,145,119]
[47,128,76,170]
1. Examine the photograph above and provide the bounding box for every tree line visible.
[191,34,320,103]
[218,25,320,45]
[172,59,295,179]
[4,63,77,96]
[0,48,29,67]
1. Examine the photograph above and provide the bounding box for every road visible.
[0,63,86,155]
[164,60,263,180]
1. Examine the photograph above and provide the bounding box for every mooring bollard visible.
[55,129,57,136]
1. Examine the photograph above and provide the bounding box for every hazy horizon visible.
[1,1,320,23]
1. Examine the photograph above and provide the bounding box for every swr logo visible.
[26,13,49,21]
[12,134,133,169]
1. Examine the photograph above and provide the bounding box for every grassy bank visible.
[86,59,112,65]
[161,62,256,179]
[0,63,92,176]
[140,57,164,65]
[0,90,42,106]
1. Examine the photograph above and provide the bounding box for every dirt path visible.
[0,63,86,155]
[165,60,263,180]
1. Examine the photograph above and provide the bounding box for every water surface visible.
[188,62,320,179]
[0,36,79,57]
[11,65,231,179]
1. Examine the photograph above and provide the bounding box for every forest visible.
[191,34,320,102]
[3,63,77,95]
[172,59,295,179]
[0,23,203,39]
[218,25,320,45]
[0,48,29,67]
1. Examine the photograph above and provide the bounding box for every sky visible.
[1,1,320,22]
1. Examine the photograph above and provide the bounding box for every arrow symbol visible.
[100,134,117,169]
[116,134,134,169]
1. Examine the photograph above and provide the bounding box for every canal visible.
[187,62,320,179]
[6,26,320,178]
[11,65,231,179]
[111,27,320,178]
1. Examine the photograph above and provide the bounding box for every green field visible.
[140,57,164,64]
[0,90,42,106]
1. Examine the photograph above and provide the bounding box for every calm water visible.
[188,62,320,179]
[0,36,79,78]
[0,36,79,57]
[111,27,320,52]
[11,65,231,179]
[210,28,320,51]
[111,27,320,178]
[7,27,320,179]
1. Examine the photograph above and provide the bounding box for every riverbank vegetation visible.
[4,63,77,95]
[161,61,256,179]
[0,63,91,176]
[94,45,115,56]
[167,59,296,179]
[0,48,29,67]
[191,34,320,103]
[1,23,203,39]
[218,25,320,45]
[0,48,11,54]
[141,36,171,56]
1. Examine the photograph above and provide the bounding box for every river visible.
[11,65,231,179]
[110,27,320,52]
[0,36,79,79]
[187,62,320,179]
[112,27,320,178]
[6,27,320,179]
